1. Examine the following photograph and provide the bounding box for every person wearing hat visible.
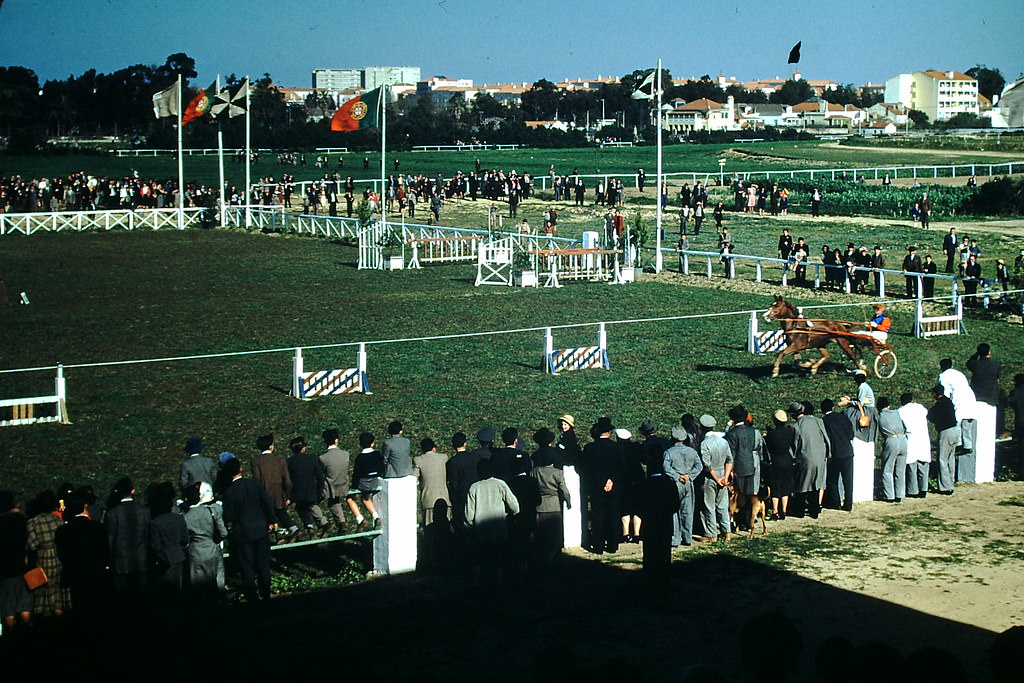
[180,436,217,494]
[903,245,922,298]
[640,440,680,597]
[580,417,625,554]
[864,305,891,343]
[555,415,580,468]
[870,245,885,296]
[663,425,703,547]
[725,406,762,502]
[963,253,982,307]
[696,415,733,542]
[789,401,830,518]
[922,253,938,299]
[764,410,796,519]
[942,228,958,274]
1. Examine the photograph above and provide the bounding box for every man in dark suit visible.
[942,228,958,273]
[287,436,328,536]
[822,399,856,510]
[56,492,110,618]
[446,430,485,528]
[967,343,1003,434]
[580,417,625,554]
[903,246,922,298]
[104,477,149,609]
[221,458,277,601]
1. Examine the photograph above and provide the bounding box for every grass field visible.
[4,139,1023,189]
[1,219,1021,497]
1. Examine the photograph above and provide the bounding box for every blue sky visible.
[1,0,1021,89]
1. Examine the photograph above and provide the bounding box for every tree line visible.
[0,55,1008,154]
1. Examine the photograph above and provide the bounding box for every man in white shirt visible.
[938,358,978,482]
[898,392,932,498]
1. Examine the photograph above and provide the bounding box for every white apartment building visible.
[884,70,979,121]
[312,66,421,90]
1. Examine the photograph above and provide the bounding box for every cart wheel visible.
[874,349,897,379]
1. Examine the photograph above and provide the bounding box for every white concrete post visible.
[292,348,304,399]
[56,364,70,424]
[747,311,758,353]
[562,465,582,548]
[852,438,876,503]
[755,260,762,282]
[372,476,418,574]
[878,272,886,298]
[974,402,997,484]
[357,343,372,395]
[544,328,554,373]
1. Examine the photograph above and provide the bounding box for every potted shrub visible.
[512,250,537,287]
[379,229,404,270]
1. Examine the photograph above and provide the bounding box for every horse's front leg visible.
[772,345,799,378]
[810,347,830,374]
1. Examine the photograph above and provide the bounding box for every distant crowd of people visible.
[0,172,217,213]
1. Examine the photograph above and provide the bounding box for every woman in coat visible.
[763,410,796,520]
[530,429,571,564]
[182,482,227,605]
[26,491,70,617]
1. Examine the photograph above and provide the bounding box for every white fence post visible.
[292,348,304,399]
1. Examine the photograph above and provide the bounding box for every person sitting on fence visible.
[348,432,383,531]
[862,305,891,342]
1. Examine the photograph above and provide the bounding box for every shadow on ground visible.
[2,550,998,681]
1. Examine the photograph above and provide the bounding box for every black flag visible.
[788,41,801,64]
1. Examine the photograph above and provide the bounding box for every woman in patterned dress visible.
[26,491,69,617]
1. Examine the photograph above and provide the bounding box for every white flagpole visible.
[380,84,387,230]
[245,75,252,228]
[655,58,664,273]
[216,75,226,227]
[177,73,185,231]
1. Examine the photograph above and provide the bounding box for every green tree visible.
[726,84,767,103]
[965,65,1005,101]
[470,92,507,122]
[770,79,814,105]
[908,109,929,128]
[521,78,559,120]
[0,66,40,137]
[825,84,859,106]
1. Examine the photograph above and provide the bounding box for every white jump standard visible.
[291,345,371,398]
[544,324,610,374]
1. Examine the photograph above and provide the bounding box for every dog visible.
[728,483,770,539]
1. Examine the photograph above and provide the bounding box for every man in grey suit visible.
[663,425,703,547]
[877,397,909,502]
[179,436,217,493]
[698,418,733,542]
[413,437,451,525]
[104,477,149,609]
[382,420,413,478]
[319,429,350,533]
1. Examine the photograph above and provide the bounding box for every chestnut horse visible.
[763,296,874,377]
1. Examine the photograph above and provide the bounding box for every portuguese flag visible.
[182,81,217,126]
[330,87,382,131]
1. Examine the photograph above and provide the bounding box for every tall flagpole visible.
[655,58,664,273]
[216,74,226,226]
[245,75,252,228]
[380,84,387,230]
[177,73,185,231]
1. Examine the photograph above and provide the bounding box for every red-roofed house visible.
[664,97,738,132]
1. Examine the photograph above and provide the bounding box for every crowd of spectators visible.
[0,173,216,213]
[2,350,1019,633]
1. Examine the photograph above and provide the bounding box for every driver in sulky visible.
[863,304,892,342]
